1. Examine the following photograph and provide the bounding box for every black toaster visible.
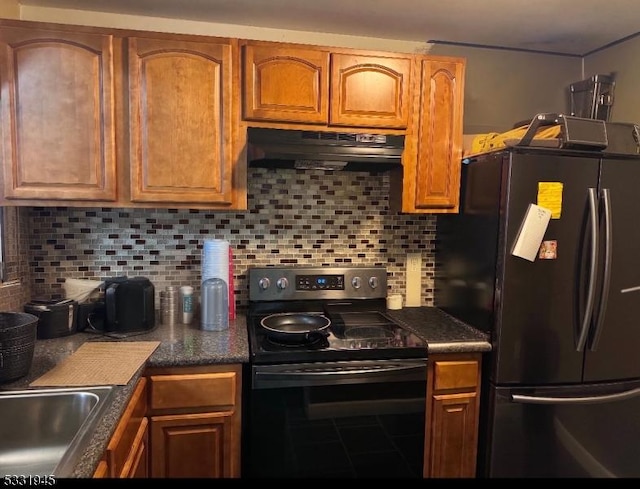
[24,299,78,339]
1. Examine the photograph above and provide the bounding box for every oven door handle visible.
[252,360,428,389]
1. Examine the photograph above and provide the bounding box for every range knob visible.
[351,276,362,289]
[276,277,289,290]
[368,276,379,289]
[258,277,271,290]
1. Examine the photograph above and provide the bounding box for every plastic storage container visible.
[201,278,229,331]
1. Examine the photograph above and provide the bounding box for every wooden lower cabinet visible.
[94,377,149,478]
[150,412,234,478]
[92,460,109,478]
[146,364,242,478]
[126,418,149,478]
[97,358,482,478]
[424,353,482,478]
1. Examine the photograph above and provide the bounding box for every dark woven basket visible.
[0,331,36,350]
[0,312,38,383]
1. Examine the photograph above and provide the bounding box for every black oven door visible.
[242,359,427,478]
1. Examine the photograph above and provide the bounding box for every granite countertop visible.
[0,316,249,478]
[0,307,490,478]
[386,307,491,354]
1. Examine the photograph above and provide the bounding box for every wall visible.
[0,7,436,313]
[0,0,19,19]
[584,35,640,124]
[18,6,431,53]
[20,6,583,135]
[26,168,435,310]
[0,208,32,311]
[429,43,582,134]
[0,6,592,312]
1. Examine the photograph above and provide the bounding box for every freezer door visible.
[583,157,640,382]
[495,152,600,385]
[481,381,640,478]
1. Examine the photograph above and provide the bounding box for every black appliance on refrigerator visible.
[435,114,640,477]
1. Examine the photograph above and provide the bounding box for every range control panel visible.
[296,274,344,291]
[249,266,387,301]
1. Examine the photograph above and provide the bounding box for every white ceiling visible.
[18,0,640,56]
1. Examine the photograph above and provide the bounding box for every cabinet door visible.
[413,58,465,210]
[124,418,149,478]
[150,412,235,478]
[128,37,234,204]
[93,460,109,478]
[330,53,412,129]
[429,392,478,477]
[105,377,148,477]
[424,354,481,478]
[243,44,329,124]
[0,26,116,201]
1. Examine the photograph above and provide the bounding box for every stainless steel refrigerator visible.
[435,143,640,477]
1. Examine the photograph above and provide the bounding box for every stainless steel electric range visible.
[243,266,429,479]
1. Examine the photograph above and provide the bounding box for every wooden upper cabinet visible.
[393,57,465,214]
[414,58,465,210]
[128,37,234,204]
[0,26,117,201]
[241,42,412,129]
[243,44,329,124]
[330,53,412,129]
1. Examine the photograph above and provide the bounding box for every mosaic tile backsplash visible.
[25,168,437,310]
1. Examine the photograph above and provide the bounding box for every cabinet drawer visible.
[149,372,237,411]
[106,378,148,477]
[433,360,478,391]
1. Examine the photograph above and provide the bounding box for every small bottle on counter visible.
[180,286,194,325]
[201,278,229,332]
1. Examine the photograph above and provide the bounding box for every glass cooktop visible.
[248,309,428,364]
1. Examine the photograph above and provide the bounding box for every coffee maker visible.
[103,276,155,333]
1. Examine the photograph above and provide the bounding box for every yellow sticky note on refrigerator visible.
[537,182,563,219]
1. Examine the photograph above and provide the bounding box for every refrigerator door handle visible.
[577,187,599,352]
[512,385,640,405]
[589,188,612,351]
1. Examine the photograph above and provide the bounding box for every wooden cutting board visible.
[30,341,160,387]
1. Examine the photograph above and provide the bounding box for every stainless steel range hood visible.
[247,127,405,171]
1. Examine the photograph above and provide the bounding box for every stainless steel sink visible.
[0,385,115,477]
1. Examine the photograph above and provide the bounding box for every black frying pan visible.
[260,313,331,343]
